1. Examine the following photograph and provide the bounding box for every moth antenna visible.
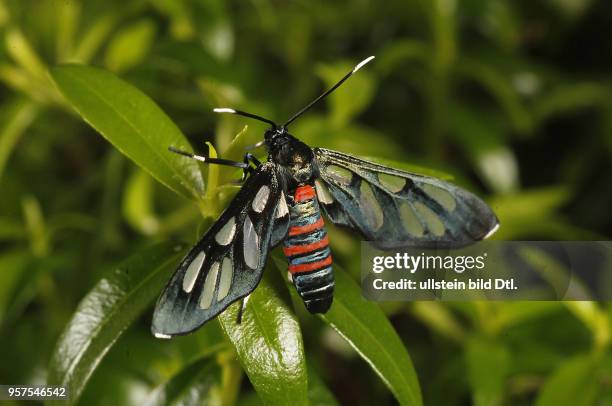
[213,108,277,127]
[283,55,375,127]
[168,146,249,169]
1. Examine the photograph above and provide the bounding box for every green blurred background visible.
[1,0,612,404]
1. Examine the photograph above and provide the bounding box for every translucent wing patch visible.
[152,162,287,337]
[270,191,290,247]
[314,148,499,248]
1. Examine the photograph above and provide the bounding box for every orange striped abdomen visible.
[282,185,334,313]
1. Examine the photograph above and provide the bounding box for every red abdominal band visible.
[288,256,333,273]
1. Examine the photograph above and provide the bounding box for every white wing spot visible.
[414,202,445,237]
[359,181,384,231]
[315,179,334,204]
[182,251,205,293]
[378,173,406,193]
[154,333,172,339]
[276,192,289,218]
[421,184,457,212]
[215,217,236,245]
[399,202,424,237]
[200,262,220,309]
[217,257,233,300]
[252,185,270,213]
[243,216,260,269]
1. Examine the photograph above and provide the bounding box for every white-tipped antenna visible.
[284,55,376,127]
[168,146,249,168]
[213,107,277,127]
[353,55,375,73]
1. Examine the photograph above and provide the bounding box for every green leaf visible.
[205,142,220,203]
[5,27,48,80]
[222,125,250,162]
[202,20,234,61]
[0,98,39,179]
[0,2,7,27]
[317,264,422,406]
[73,14,119,63]
[546,0,593,18]
[411,301,465,343]
[564,302,611,351]
[146,357,222,406]
[0,216,25,241]
[55,0,79,60]
[377,39,428,76]
[46,241,187,405]
[456,58,532,134]
[535,354,600,406]
[104,19,157,73]
[488,187,584,240]
[448,104,518,193]
[50,64,205,201]
[218,272,308,406]
[307,365,339,406]
[533,83,610,123]
[294,116,407,160]
[465,336,509,406]
[216,125,250,185]
[22,194,48,257]
[491,302,561,333]
[0,249,30,324]
[122,168,160,235]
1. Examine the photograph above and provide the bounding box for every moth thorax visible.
[289,157,314,183]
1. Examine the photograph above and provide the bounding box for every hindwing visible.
[314,148,499,248]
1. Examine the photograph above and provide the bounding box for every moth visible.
[152,56,499,338]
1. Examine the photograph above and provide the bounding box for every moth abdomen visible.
[293,267,334,313]
[282,184,335,313]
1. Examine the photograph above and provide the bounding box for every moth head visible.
[263,126,280,140]
[264,126,291,150]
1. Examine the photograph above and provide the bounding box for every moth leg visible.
[240,156,254,182]
[245,153,262,167]
[239,153,262,182]
[239,164,250,182]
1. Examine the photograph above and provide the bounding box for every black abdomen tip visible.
[293,266,334,314]
[305,296,333,313]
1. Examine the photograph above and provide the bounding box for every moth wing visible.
[152,162,288,337]
[314,148,499,248]
[270,190,290,247]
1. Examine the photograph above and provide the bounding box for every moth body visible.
[282,185,334,313]
[152,56,500,338]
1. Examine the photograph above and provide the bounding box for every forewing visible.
[314,148,499,248]
[152,162,288,337]
[270,188,290,247]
